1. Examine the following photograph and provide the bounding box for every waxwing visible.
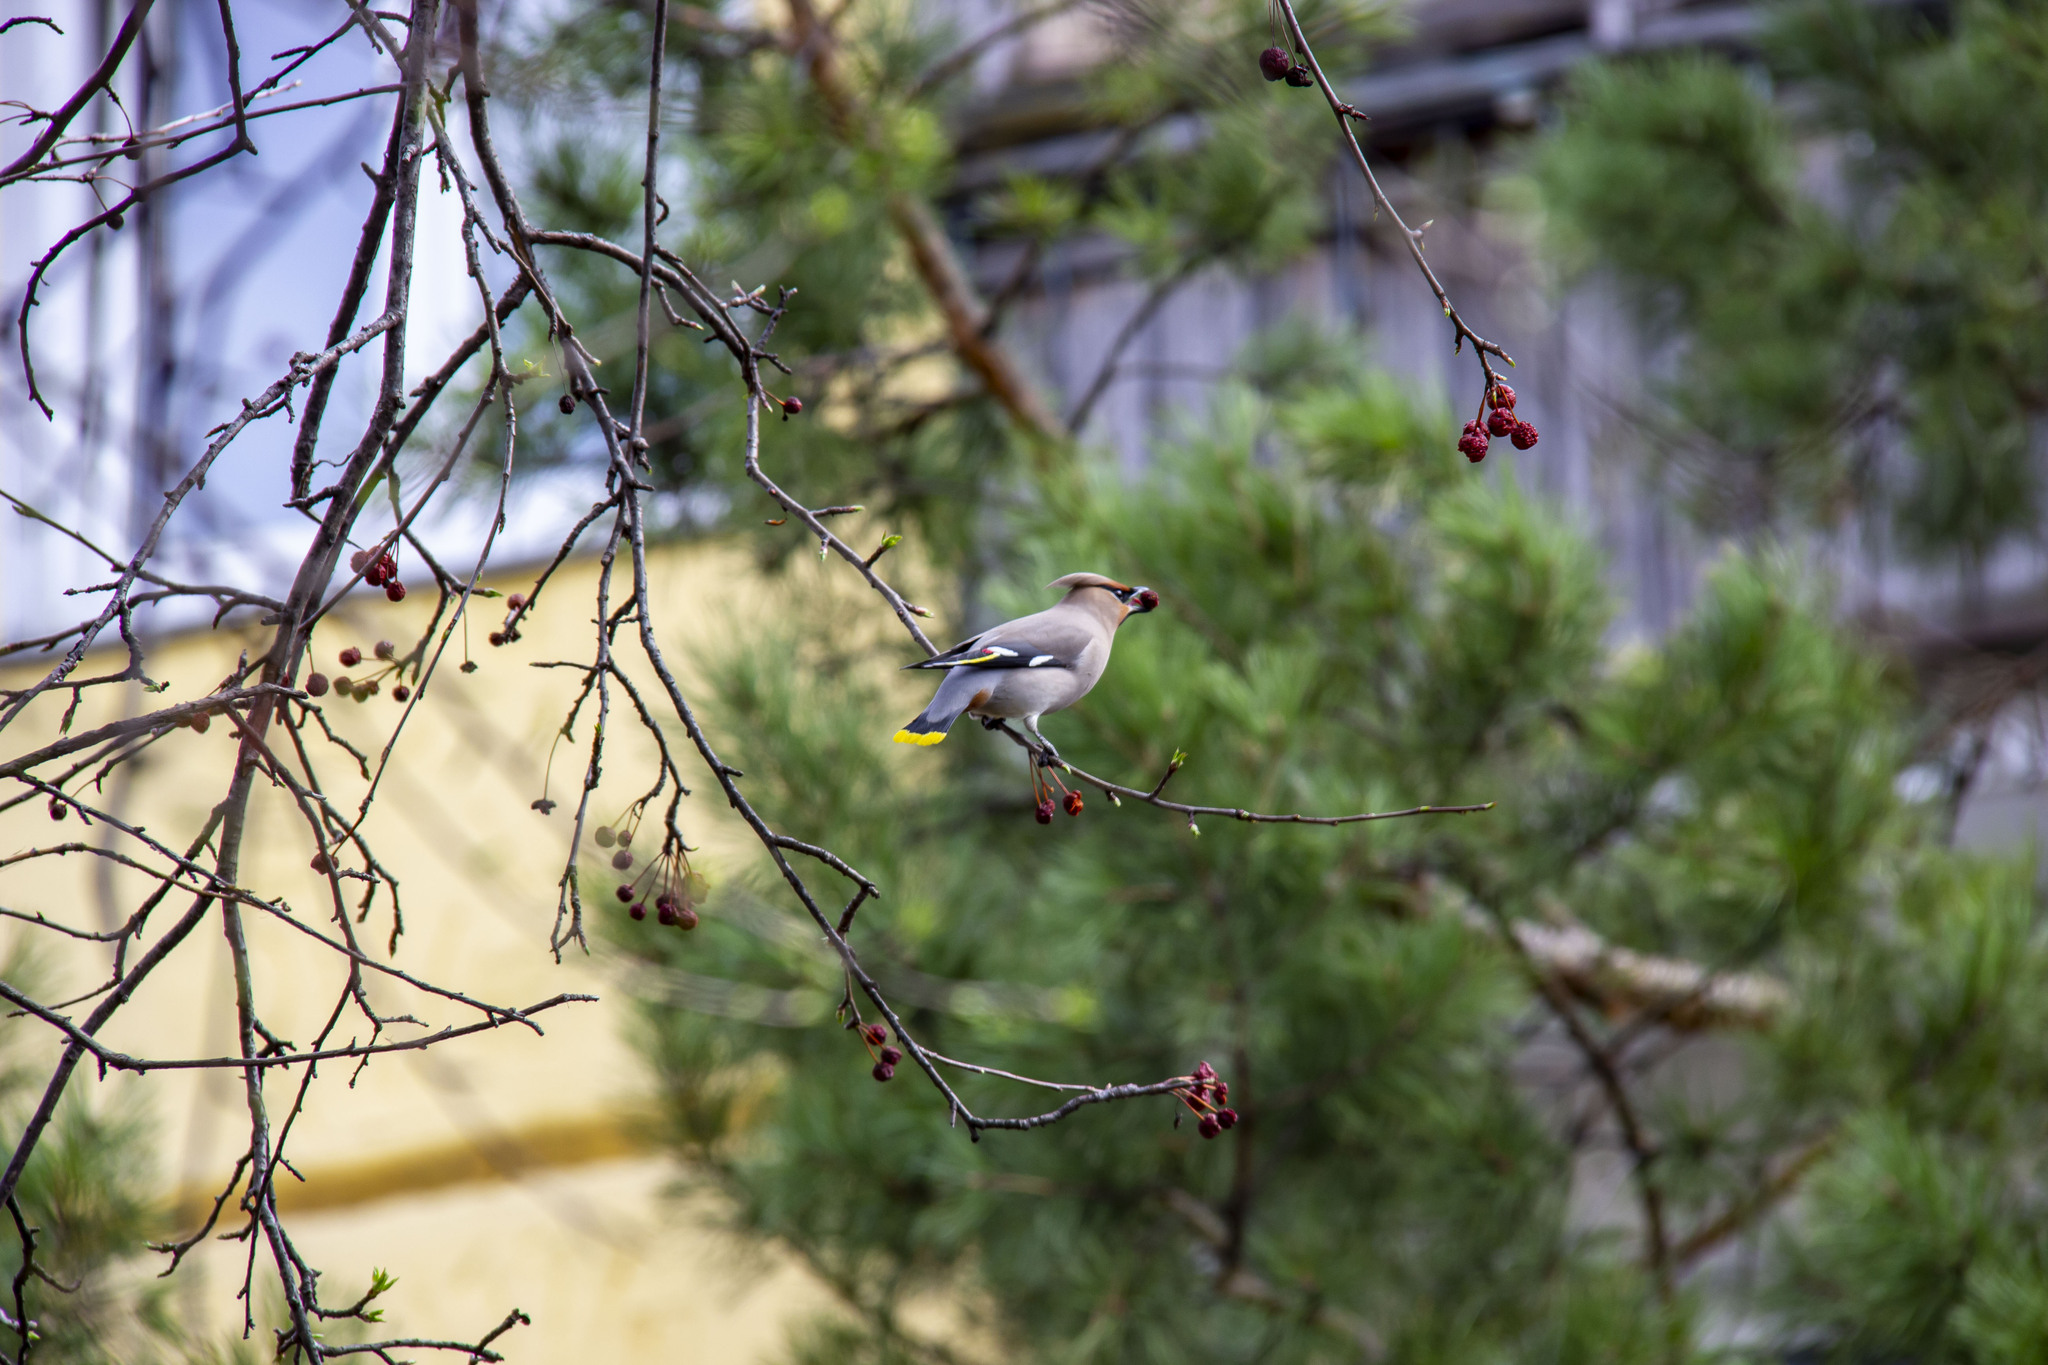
[894,573,1159,761]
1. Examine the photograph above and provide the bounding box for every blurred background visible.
[7,0,2048,1360]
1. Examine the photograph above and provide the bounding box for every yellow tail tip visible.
[892,729,947,747]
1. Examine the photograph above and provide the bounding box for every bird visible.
[894,573,1159,762]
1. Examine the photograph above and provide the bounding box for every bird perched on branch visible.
[895,573,1159,762]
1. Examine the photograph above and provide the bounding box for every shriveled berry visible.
[377,553,396,577]
[1490,382,1517,411]
[1457,419,1490,464]
[1194,1061,1216,1080]
[489,631,506,647]
[460,660,478,673]
[1035,798,1055,825]
[611,850,634,870]
[1510,420,1539,451]
[374,640,396,660]
[595,826,616,848]
[878,1045,902,1066]
[305,673,330,697]
[1486,408,1515,438]
[872,1061,895,1082]
[350,550,372,573]
[656,902,677,925]
[47,798,66,822]
[782,397,803,415]
[365,560,388,587]
[1063,791,1084,817]
[1258,46,1291,81]
[385,580,407,602]
[630,902,647,920]
[616,828,633,847]
[334,676,355,698]
[391,684,411,702]
[675,905,699,930]
[1218,1107,1239,1129]
[559,393,576,415]
[507,594,526,610]
[1198,1114,1222,1139]
[1285,64,1314,87]
[339,647,362,667]
[862,1024,887,1046]
[1214,1081,1229,1104]
[190,712,211,734]
[358,678,379,697]
[616,885,635,902]
[311,850,333,873]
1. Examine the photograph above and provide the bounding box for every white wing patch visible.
[986,645,1018,657]
[1029,654,1055,667]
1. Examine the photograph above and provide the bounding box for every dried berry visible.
[357,678,379,698]
[1510,420,1540,451]
[629,902,647,920]
[305,673,330,697]
[365,560,388,587]
[616,885,634,902]
[611,850,634,871]
[190,712,210,734]
[595,826,616,848]
[872,1061,895,1082]
[460,660,478,673]
[656,902,677,926]
[879,1046,902,1066]
[1285,64,1314,87]
[559,393,576,415]
[374,640,396,660]
[1490,382,1517,411]
[385,580,407,603]
[616,828,633,848]
[1198,1114,1222,1139]
[1258,46,1291,81]
[782,397,803,415]
[1063,791,1084,817]
[350,550,372,573]
[334,676,355,698]
[488,631,506,647]
[862,1024,887,1046]
[47,799,66,822]
[310,851,332,874]
[391,684,411,702]
[1486,408,1515,438]
[675,906,699,930]
[507,594,526,611]
[1214,1081,1229,1104]
[1035,798,1055,825]
[339,647,362,667]
[1217,1107,1238,1130]
[1457,419,1490,464]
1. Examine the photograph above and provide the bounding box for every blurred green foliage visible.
[615,345,2048,1362]
[1537,0,2048,565]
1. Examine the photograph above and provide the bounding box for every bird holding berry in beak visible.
[894,573,1159,764]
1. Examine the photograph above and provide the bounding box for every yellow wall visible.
[0,539,933,1361]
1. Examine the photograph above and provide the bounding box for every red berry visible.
[616,885,634,902]
[1194,1061,1216,1080]
[1486,408,1515,438]
[1198,1114,1222,1139]
[339,647,362,667]
[1284,64,1313,87]
[782,397,803,415]
[374,640,395,660]
[879,1046,902,1066]
[489,631,506,647]
[1214,1081,1228,1104]
[675,906,699,930]
[391,684,411,702]
[385,580,406,602]
[305,673,330,697]
[1510,421,1539,451]
[656,902,677,925]
[872,1061,895,1082]
[1035,799,1055,825]
[1218,1107,1238,1130]
[1063,791,1084,817]
[862,1024,887,1046]
[47,799,66,822]
[1490,382,1517,411]
[365,561,388,587]
[310,851,332,873]
[1457,419,1490,464]
[377,553,396,577]
[1258,46,1291,80]
[611,850,634,870]
[559,393,576,415]
[507,594,526,610]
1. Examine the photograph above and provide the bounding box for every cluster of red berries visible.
[1458,383,1538,464]
[1258,45,1315,87]
[606,819,707,929]
[1030,763,1084,825]
[306,641,414,704]
[488,592,529,648]
[349,547,408,602]
[1180,1060,1239,1140]
[854,1022,903,1081]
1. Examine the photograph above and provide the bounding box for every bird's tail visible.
[893,671,979,747]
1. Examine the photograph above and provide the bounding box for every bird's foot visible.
[979,716,1005,731]
[1034,742,1063,769]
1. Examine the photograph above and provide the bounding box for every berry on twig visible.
[1258,46,1291,81]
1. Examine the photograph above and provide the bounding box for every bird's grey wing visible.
[929,611,1096,671]
[904,629,997,670]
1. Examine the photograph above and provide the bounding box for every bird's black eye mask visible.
[1117,586,1161,613]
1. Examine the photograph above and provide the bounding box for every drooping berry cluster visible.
[349,547,408,603]
[1029,761,1085,824]
[853,1022,903,1081]
[1257,45,1314,86]
[310,640,415,704]
[1458,383,1539,464]
[1180,1060,1239,1140]
[488,592,529,649]
[606,813,707,930]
